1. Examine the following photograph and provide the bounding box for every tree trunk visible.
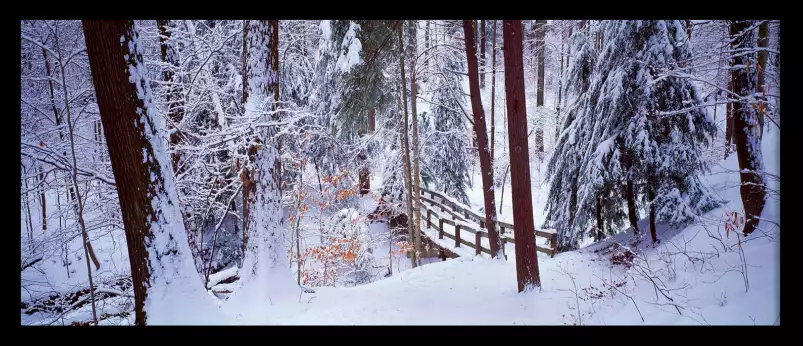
[359,109,375,194]
[156,20,185,175]
[502,20,541,291]
[38,167,46,233]
[729,20,767,236]
[22,163,35,252]
[241,21,251,254]
[725,61,734,158]
[490,20,497,165]
[425,20,431,83]
[756,20,769,138]
[595,192,603,242]
[83,20,208,325]
[556,24,564,142]
[64,71,99,326]
[410,31,422,265]
[42,47,79,212]
[648,182,657,244]
[480,20,486,89]
[618,140,639,235]
[398,23,417,268]
[463,20,502,258]
[534,20,546,153]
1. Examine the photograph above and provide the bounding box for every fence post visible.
[439,219,444,239]
[551,233,557,258]
[475,232,482,255]
[455,224,461,248]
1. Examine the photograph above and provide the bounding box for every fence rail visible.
[416,186,557,258]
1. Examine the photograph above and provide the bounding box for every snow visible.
[21,20,779,326]
[206,266,238,289]
[335,21,362,73]
[240,125,779,325]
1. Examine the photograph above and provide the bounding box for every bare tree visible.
[463,20,502,258]
[502,20,541,291]
[409,22,423,265]
[534,20,546,153]
[398,22,417,268]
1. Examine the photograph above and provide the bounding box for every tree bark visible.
[480,20,486,89]
[463,20,502,259]
[648,183,657,244]
[490,20,497,165]
[38,167,46,233]
[156,20,185,175]
[618,140,639,235]
[729,20,767,236]
[756,20,769,138]
[534,20,546,153]
[724,66,734,158]
[83,20,200,325]
[409,25,422,265]
[398,23,417,268]
[556,23,565,141]
[595,192,603,242]
[502,20,541,291]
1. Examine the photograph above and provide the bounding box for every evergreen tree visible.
[547,21,719,248]
[427,30,471,204]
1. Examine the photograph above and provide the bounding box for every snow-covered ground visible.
[22,77,779,325]
[231,127,780,325]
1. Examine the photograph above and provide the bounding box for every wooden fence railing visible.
[416,186,558,258]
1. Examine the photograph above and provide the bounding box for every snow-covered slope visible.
[268,129,780,325]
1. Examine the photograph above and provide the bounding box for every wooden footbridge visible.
[408,186,558,260]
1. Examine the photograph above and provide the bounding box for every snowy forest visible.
[20,20,780,325]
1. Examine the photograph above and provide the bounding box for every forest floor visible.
[227,129,780,325]
[21,119,780,326]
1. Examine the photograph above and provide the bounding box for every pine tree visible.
[547,21,719,248]
[428,31,471,204]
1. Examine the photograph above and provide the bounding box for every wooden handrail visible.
[416,187,558,258]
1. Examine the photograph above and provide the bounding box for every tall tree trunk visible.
[556,25,564,142]
[409,24,422,265]
[64,72,99,326]
[83,20,211,325]
[729,20,767,236]
[618,140,639,235]
[463,20,502,258]
[534,20,546,153]
[648,182,657,244]
[480,20,486,89]
[502,20,541,291]
[724,65,734,158]
[595,192,603,242]
[490,20,497,165]
[156,20,185,175]
[38,167,46,233]
[398,23,417,268]
[425,20,431,83]
[756,20,769,138]
[241,21,251,254]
